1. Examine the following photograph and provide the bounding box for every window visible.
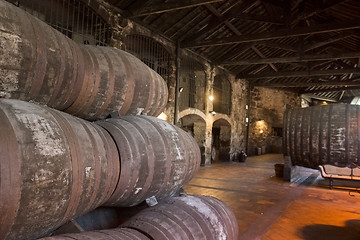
[179,57,206,111]
[213,75,231,115]
[7,0,111,46]
[125,34,171,83]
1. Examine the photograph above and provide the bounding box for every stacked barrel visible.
[42,195,238,240]
[0,0,238,239]
[0,0,167,120]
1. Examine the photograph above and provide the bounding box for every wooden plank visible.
[300,86,360,93]
[237,68,360,79]
[290,0,348,26]
[304,32,355,52]
[129,0,224,17]
[186,1,256,41]
[259,41,298,52]
[233,13,284,25]
[221,51,360,65]
[253,79,360,87]
[182,22,360,48]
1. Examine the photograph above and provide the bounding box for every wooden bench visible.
[318,165,360,191]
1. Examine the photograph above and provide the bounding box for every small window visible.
[7,0,111,46]
[125,34,171,84]
[213,75,231,115]
[272,127,283,137]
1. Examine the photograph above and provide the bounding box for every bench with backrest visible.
[318,164,360,189]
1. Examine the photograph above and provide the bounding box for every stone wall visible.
[248,87,301,156]
[229,79,249,160]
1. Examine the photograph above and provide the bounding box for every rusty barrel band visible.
[46,108,83,222]
[0,108,21,239]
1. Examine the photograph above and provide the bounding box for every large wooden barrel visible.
[284,104,360,168]
[96,116,201,207]
[43,228,150,240]
[0,0,168,120]
[120,195,238,240]
[0,99,120,240]
[41,195,238,240]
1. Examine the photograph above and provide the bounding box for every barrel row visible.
[0,99,200,240]
[98,116,201,207]
[0,99,120,240]
[0,0,168,120]
[42,195,239,240]
[45,229,149,240]
[284,104,360,168]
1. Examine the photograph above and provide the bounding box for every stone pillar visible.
[204,120,213,165]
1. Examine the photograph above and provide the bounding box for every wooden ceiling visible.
[106,0,360,102]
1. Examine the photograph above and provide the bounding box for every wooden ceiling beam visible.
[126,0,152,13]
[185,1,256,42]
[300,86,360,94]
[237,68,360,79]
[304,31,355,52]
[261,0,286,8]
[221,51,360,65]
[290,0,348,26]
[259,41,298,52]
[250,46,278,72]
[214,41,297,64]
[204,3,278,72]
[182,22,360,48]
[128,0,224,17]
[253,79,360,87]
[232,13,285,25]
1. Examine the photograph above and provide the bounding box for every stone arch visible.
[178,108,207,165]
[212,114,232,127]
[211,115,232,162]
[178,108,207,123]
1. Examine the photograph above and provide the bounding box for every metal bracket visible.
[145,196,158,207]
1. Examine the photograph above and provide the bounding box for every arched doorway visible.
[212,117,231,162]
[178,110,207,165]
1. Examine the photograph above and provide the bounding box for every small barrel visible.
[0,0,168,120]
[284,104,360,168]
[42,228,150,240]
[96,116,201,207]
[120,195,239,240]
[0,99,120,240]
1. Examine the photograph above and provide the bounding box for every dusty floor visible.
[183,154,360,240]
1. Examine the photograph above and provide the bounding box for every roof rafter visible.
[202,4,278,72]
[253,79,360,87]
[290,0,349,26]
[237,68,360,79]
[221,51,360,65]
[182,22,360,48]
[304,31,355,52]
[232,13,285,25]
[128,0,224,17]
[184,1,257,42]
[300,86,360,93]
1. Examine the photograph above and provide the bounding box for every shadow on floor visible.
[300,220,360,240]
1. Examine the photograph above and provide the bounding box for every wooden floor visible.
[183,154,360,240]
